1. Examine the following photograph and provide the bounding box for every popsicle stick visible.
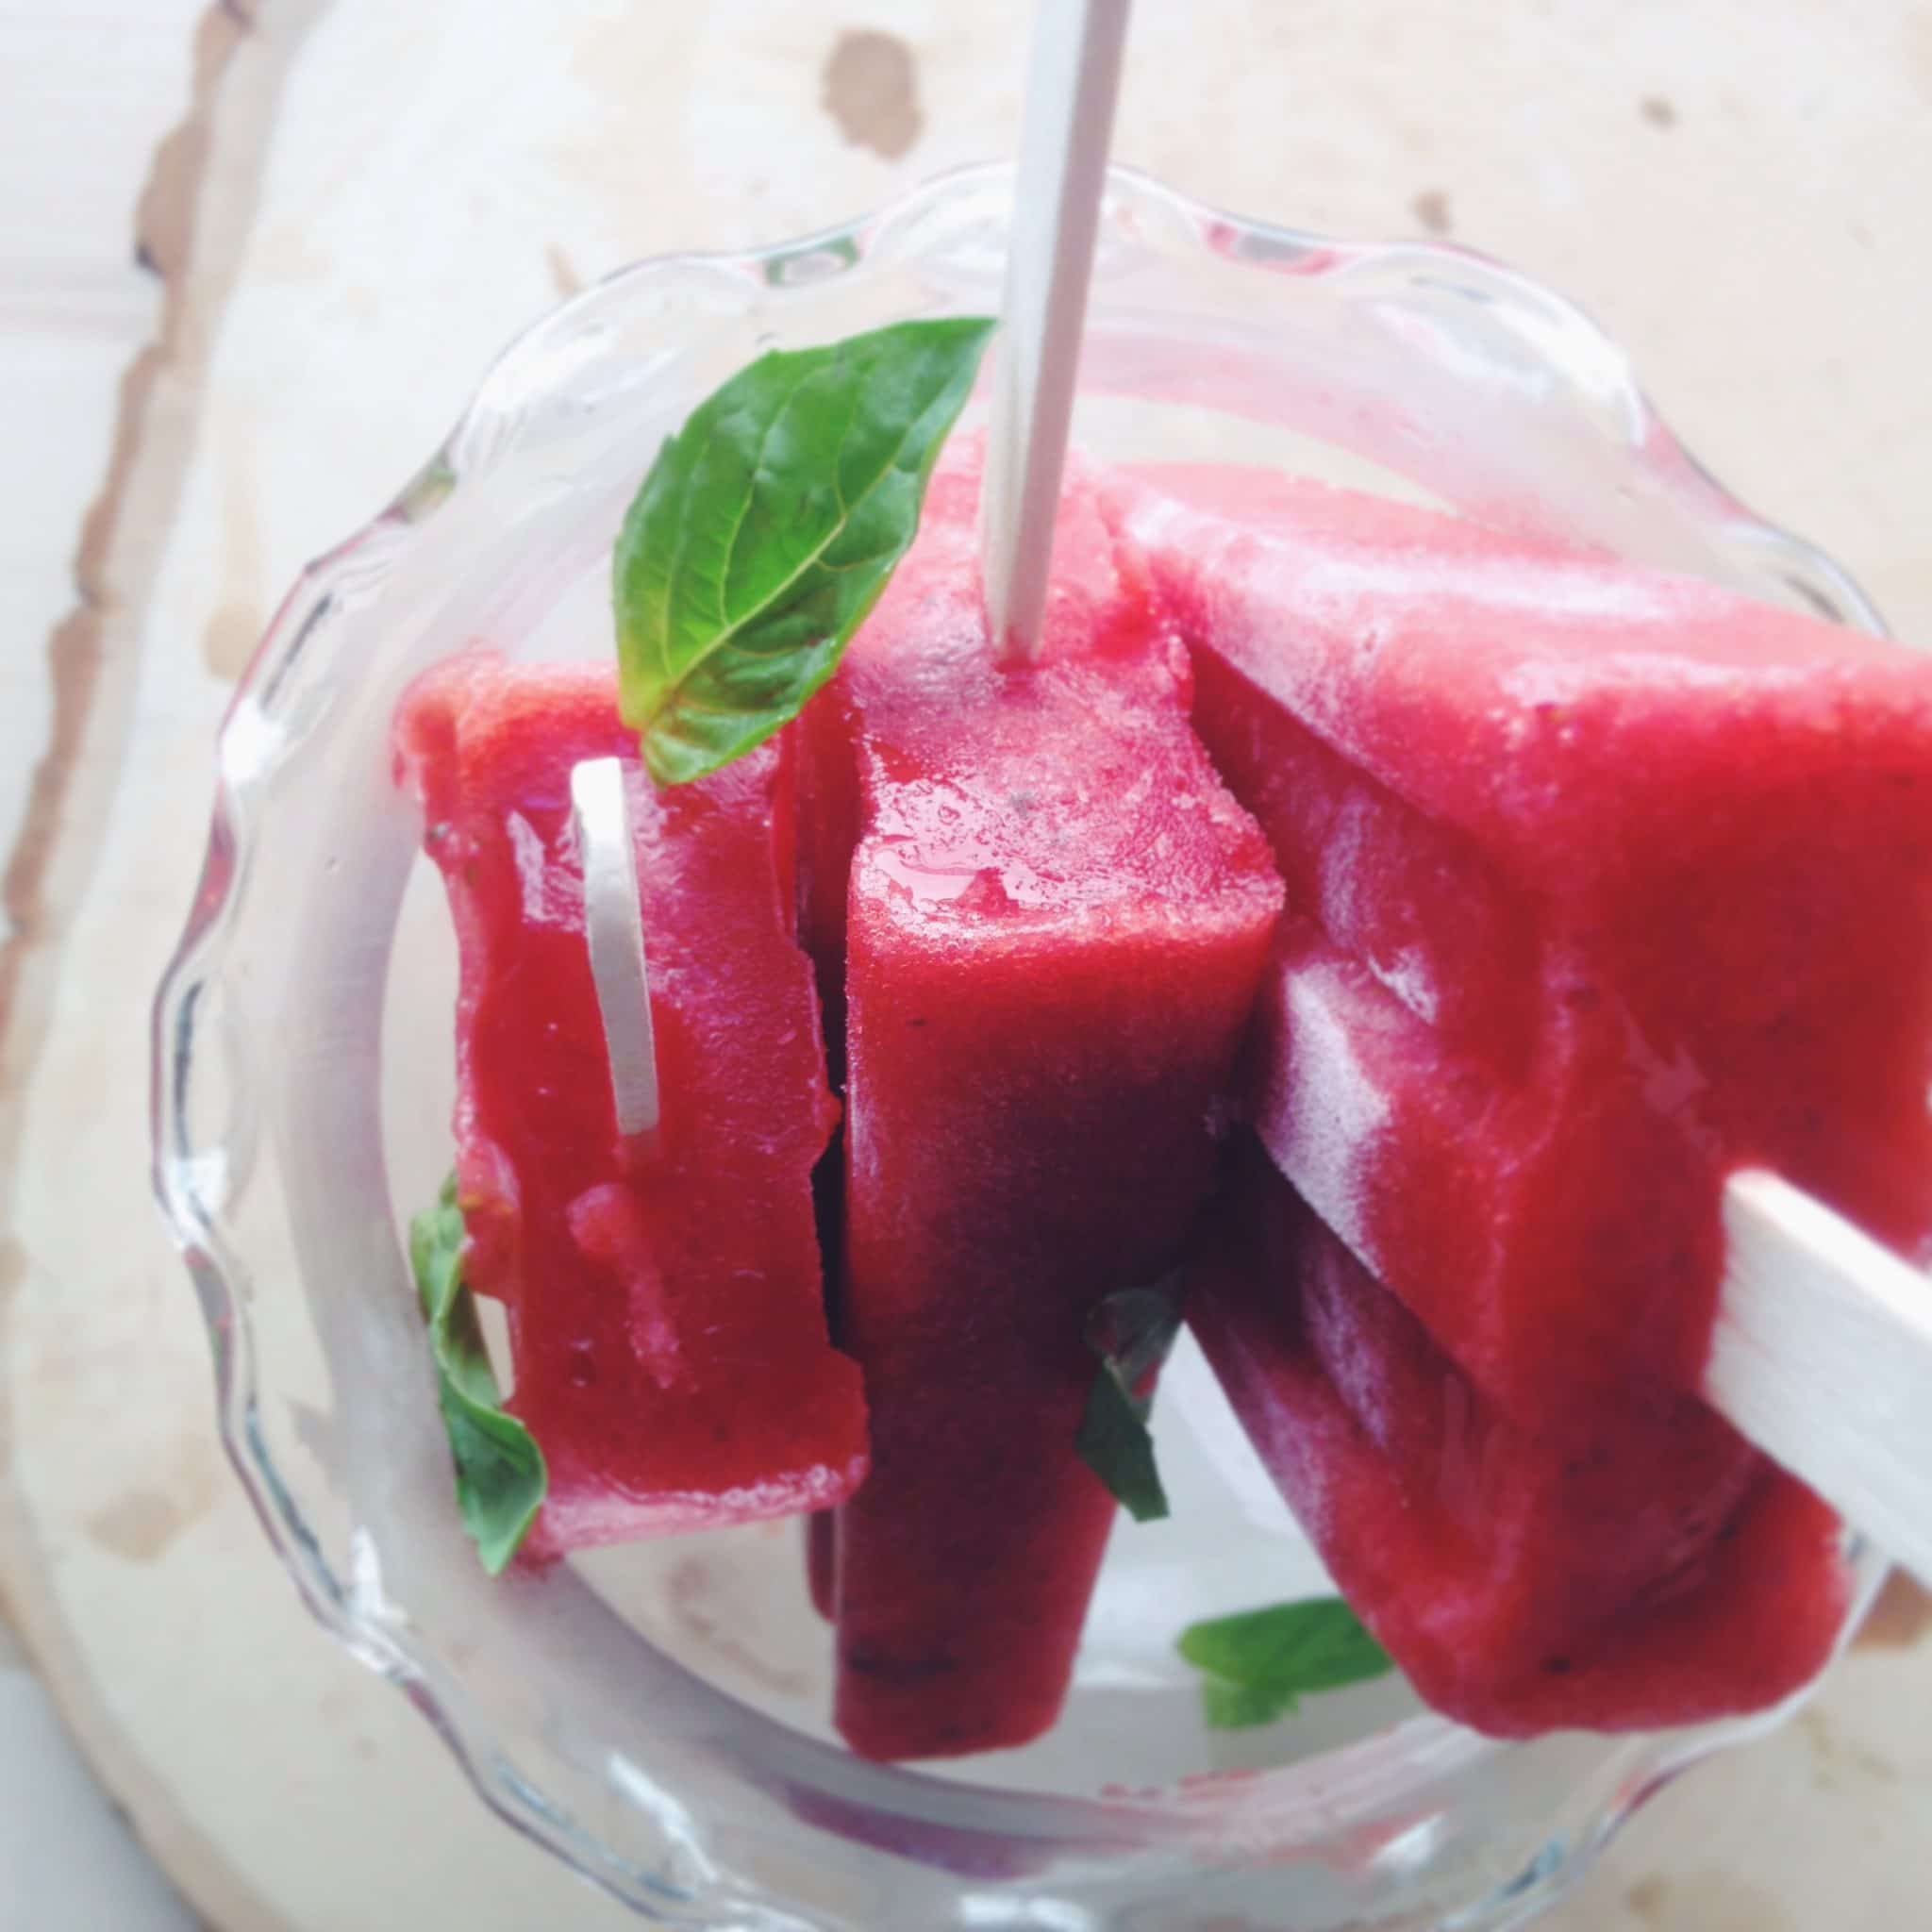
[569,757,660,1138]
[980,0,1132,664]
[1708,1171,1932,1586]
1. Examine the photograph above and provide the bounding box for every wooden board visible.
[4,2,1931,1926]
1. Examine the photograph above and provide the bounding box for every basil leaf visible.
[614,315,997,787]
[1076,1283,1183,1524]
[409,1174,547,1574]
[1178,1597,1395,1730]
[1200,1675,1297,1731]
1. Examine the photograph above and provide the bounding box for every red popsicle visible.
[1111,466,1932,1417]
[811,447,1283,1759]
[1188,1142,1848,1734]
[397,656,866,1559]
[1108,466,1932,1730]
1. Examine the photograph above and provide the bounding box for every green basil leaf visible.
[1199,1675,1296,1731]
[1075,1283,1183,1524]
[409,1174,547,1574]
[614,315,997,787]
[1178,1597,1395,1730]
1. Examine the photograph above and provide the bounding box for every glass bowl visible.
[151,162,1890,1932]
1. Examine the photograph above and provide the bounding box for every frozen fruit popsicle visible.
[1108,466,1932,1729]
[1188,1141,1848,1734]
[809,445,1284,1760]
[1112,466,1932,1417]
[396,656,866,1559]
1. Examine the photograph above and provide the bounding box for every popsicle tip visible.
[569,755,661,1141]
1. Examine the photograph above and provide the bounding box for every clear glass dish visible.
[152,163,1890,1932]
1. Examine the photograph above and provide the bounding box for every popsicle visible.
[396,656,867,1559]
[1188,1141,1848,1733]
[1108,466,1932,1728]
[810,444,1283,1759]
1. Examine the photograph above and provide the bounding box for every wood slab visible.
[4,2,1930,1926]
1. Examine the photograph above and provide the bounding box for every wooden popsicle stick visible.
[569,756,660,1138]
[1709,1170,1932,1586]
[980,0,1132,664]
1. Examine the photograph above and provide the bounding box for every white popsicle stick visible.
[1708,1171,1932,1585]
[981,0,1132,664]
[569,757,660,1139]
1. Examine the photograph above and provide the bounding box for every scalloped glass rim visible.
[151,160,1890,1929]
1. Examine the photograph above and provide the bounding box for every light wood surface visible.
[0,2,220,1924]
[4,4,1931,1929]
